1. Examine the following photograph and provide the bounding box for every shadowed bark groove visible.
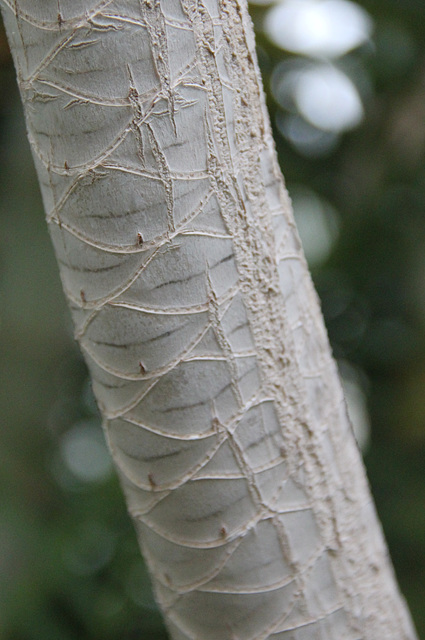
[1,0,417,638]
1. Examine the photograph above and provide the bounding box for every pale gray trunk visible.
[1,1,417,638]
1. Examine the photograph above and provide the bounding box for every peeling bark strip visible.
[1,1,417,638]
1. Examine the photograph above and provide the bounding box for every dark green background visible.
[0,1,424,638]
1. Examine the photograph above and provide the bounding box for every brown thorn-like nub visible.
[148,472,156,488]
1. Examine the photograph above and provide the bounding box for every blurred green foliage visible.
[0,1,424,638]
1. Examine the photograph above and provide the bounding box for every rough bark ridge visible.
[1,0,417,638]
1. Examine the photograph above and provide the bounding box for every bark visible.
[1,1,417,638]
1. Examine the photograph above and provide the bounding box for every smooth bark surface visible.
[1,0,417,638]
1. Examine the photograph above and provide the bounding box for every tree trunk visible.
[1,1,417,638]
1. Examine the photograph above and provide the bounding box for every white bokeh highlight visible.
[294,64,364,131]
[264,0,373,58]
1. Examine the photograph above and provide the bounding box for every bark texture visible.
[1,1,417,638]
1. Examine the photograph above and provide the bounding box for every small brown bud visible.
[148,472,156,488]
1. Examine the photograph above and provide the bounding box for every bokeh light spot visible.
[60,419,113,483]
[291,187,340,266]
[264,0,373,58]
[276,112,340,156]
[272,61,364,133]
[294,64,364,131]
